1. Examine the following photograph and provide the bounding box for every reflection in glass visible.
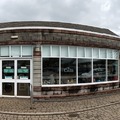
[17,60,30,79]
[108,60,118,81]
[42,57,119,85]
[78,59,92,83]
[61,58,76,84]
[43,58,59,85]
[2,83,14,95]
[93,60,106,82]
[2,61,14,79]
[17,83,30,96]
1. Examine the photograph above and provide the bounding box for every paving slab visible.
[0,91,120,119]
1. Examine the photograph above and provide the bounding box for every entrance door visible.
[1,59,32,97]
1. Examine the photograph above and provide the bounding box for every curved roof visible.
[0,21,117,36]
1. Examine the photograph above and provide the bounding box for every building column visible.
[33,46,42,98]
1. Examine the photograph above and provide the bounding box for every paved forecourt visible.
[0,91,120,119]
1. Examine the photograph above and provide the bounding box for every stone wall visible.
[0,29,120,50]
[33,83,119,99]
[33,46,41,97]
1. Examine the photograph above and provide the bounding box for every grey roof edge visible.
[0,21,118,36]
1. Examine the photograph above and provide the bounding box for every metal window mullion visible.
[14,60,17,96]
[41,54,43,86]
[76,47,78,58]
[106,60,108,81]
[91,48,93,83]
[60,46,61,57]
[112,50,114,59]
[118,59,119,81]
[99,48,100,59]
[105,49,107,58]
[92,58,93,83]
[68,46,70,58]
[59,46,61,85]
[50,45,52,57]
[59,58,61,85]
[106,49,108,58]
[21,45,22,57]
[0,60,2,96]
[9,46,11,57]
[76,47,78,84]
[76,58,78,84]
[84,47,86,58]
[30,59,33,85]
[0,46,1,57]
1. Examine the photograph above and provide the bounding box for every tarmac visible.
[0,91,120,120]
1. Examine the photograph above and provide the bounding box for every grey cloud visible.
[0,0,120,35]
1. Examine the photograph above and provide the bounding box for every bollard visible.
[30,84,34,109]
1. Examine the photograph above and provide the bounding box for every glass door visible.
[2,60,14,96]
[2,59,32,97]
[17,60,31,96]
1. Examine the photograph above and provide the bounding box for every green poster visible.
[18,68,29,73]
[4,69,14,73]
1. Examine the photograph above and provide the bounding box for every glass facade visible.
[42,45,119,85]
[0,45,32,97]
[2,61,14,79]
[107,60,118,81]
[78,59,92,83]
[93,60,106,82]
[0,45,32,57]
[17,60,30,79]
[2,83,14,95]
[17,83,30,96]
[43,58,59,84]
[61,58,76,84]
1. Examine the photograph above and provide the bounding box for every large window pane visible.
[78,47,84,57]
[1,46,9,57]
[93,48,99,58]
[100,49,106,58]
[2,83,14,95]
[2,61,14,79]
[52,46,59,56]
[86,48,92,57]
[17,60,30,79]
[17,83,30,96]
[69,46,76,57]
[107,60,118,81]
[43,58,59,85]
[107,49,112,58]
[113,50,119,59]
[22,46,32,57]
[61,58,76,84]
[93,59,106,82]
[11,46,21,57]
[61,46,68,57]
[42,46,50,57]
[78,59,92,83]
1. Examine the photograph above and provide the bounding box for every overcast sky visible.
[0,0,120,35]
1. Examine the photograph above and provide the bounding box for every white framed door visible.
[1,59,32,97]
